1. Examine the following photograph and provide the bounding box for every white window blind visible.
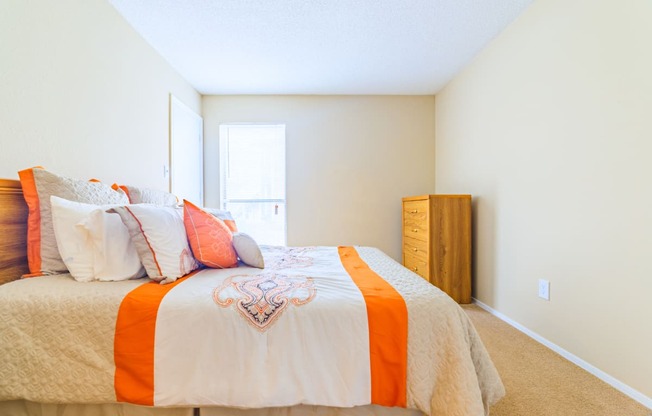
[219,124,286,245]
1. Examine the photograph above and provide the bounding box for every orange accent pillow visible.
[183,200,237,268]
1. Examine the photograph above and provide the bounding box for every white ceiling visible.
[108,0,534,95]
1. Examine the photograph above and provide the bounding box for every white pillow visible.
[81,208,146,281]
[232,232,264,269]
[50,196,145,282]
[110,205,199,284]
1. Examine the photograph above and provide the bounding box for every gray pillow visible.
[232,232,264,268]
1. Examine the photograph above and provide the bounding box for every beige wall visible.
[203,96,436,260]
[0,0,200,189]
[435,0,652,399]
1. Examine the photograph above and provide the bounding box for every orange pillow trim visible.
[17,168,42,276]
[111,183,132,203]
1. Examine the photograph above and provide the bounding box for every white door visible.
[170,95,203,205]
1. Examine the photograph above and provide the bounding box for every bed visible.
[0,177,505,416]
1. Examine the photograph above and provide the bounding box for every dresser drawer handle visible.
[412,228,418,232]
[412,267,418,272]
[410,209,418,213]
[413,248,418,252]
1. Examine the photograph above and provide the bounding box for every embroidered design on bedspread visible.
[213,273,315,331]
[264,246,315,270]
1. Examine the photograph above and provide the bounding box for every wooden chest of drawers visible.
[402,195,472,304]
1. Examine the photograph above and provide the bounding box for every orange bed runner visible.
[338,246,408,408]
[114,275,193,405]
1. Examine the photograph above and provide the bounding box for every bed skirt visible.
[0,401,424,416]
[200,404,424,416]
[0,400,194,416]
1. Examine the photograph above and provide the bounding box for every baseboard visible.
[472,298,652,410]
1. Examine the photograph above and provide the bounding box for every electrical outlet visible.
[538,279,550,301]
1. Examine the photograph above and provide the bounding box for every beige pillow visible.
[18,167,129,276]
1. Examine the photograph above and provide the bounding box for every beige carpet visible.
[463,304,651,416]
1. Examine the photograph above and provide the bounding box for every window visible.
[219,124,286,245]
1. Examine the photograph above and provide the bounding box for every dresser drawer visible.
[403,220,428,242]
[404,253,429,281]
[403,235,428,260]
[403,200,428,220]
[403,200,429,241]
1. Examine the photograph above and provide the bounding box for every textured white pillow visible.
[50,196,145,282]
[116,184,178,205]
[232,232,265,269]
[110,205,199,284]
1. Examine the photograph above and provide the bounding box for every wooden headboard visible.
[0,179,29,284]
